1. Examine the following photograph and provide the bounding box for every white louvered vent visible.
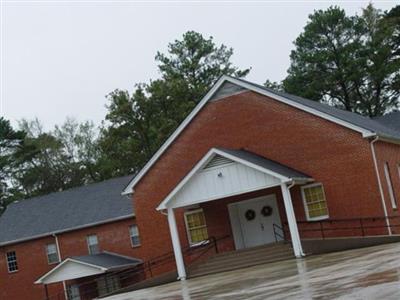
[203,155,234,169]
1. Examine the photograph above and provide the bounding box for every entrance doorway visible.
[228,195,282,249]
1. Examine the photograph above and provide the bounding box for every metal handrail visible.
[272,223,287,243]
[282,215,400,240]
[44,235,230,300]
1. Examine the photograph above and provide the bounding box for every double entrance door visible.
[228,194,282,249]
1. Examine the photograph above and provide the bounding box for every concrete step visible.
[210,242,289,259]
[188,243,294,278]
[189,254,293,278]
[191,251,293,273]
[202,247,293,266]
[205,245,292,260]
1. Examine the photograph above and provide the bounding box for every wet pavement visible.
[104,242,400,300]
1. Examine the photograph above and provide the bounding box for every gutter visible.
[370,136,392,235]
[53,233,62,261]
[0,214,135,247]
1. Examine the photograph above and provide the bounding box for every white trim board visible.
[0,214,135,247]
[157,148,297,210]
[122,75,382,195]
[35,258,107,284]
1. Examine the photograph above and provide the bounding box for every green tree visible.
[264,80,284,92]
[283,5,400,117]
[9,118,100,202]
[0,117,26,213]
[99,31,250,177]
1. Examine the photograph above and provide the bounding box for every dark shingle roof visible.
[0,176,134,246]
[71,252,142,270]
[374,111,400,132]
[217,148,312,180]
[233,77,400,141]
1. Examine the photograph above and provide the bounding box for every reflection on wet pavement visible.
[104,242,400,300]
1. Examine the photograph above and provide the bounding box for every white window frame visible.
[86,234,99,255]
[184,208,209,246]
[384,162,397,209]
[301,183,329,221]
[129,225,141,247]
[46,243,60,264]
[6,251,18,273]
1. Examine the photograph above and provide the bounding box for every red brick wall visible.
[374,140,400,233]
[0,217,137,300]
[132,90,387,265]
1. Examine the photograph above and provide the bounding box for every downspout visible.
[53,234,68,300]
[370,136,392,235]
[52,234,62,261]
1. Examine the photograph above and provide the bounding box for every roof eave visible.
[376,134,400,145]
[35,258,107,284]
[0,214,135,247]
[122,76,386,195]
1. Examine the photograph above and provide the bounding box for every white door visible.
[234,195,282,248]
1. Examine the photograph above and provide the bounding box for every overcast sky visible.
[1,1,397,130]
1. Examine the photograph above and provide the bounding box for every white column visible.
[281,183,304,258]
[167,207,187,280]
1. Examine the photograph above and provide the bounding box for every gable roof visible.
[0,175,134,246]
[234,77,400,141]
[35,252,142,284]
[122,75,400,195]
[70,252,142,269]
[157,148,313,210]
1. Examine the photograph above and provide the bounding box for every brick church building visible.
[1,76,399,299]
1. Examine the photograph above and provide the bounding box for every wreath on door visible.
[245,209,256,221]
[261,205,273,217]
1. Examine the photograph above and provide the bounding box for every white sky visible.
[1,0,398,129]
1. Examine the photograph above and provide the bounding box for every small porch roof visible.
[157,148,313,210]
[35,252,142,285]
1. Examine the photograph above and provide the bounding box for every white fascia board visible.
[34,258,107,284]
[376,135,400,145]
[0,214,135,247]
[156,148,292,210]
[166,182,283,210]
[35,259,71,284]
[226,77,375,138]
[156,148,217,210]
[121,76,231,196]
[122,75,378,196]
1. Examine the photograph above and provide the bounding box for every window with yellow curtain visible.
[301,183,329,221]
[184,209,209,245]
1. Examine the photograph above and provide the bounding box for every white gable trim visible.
[122,75,375,195]
[156,148,291,210]
[35,258,107,284]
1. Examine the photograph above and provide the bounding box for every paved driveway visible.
[104,242,400,300]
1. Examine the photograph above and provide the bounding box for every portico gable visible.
[157,148,312,210]
[158,148,313,280]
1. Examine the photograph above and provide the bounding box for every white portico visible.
[157,148,313,280]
